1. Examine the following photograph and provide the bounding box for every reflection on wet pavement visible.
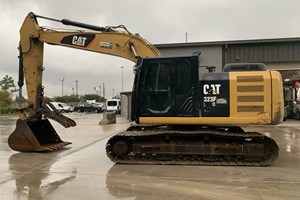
[0,115,300,200]
[9,153,77,199]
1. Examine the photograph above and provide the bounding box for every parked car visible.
[105,99,121,114]
[73,102,104,113]
[50,102,72,113]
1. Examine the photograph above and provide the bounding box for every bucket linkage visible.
[8,99,76,152]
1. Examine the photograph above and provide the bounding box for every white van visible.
[50,102,71,113]
[105,99,121,114]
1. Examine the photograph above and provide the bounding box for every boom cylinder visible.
[61,19,107,31]
[34,13,108,31]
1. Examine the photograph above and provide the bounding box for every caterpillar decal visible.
[200,73,230,117]
[60,34,95,48]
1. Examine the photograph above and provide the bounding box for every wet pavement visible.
[0,113,300,200]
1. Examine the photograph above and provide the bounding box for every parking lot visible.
[0,113,300,200]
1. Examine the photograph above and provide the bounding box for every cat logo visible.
[72,36,87,46]
[60,34,96,48]
[203,84,221,95]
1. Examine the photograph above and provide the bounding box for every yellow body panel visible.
[229,71,271,119]
[139,116,271,125]
[270,71,284,124]
[140,70,284,126]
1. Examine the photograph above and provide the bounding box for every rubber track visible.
[106,126,279,166]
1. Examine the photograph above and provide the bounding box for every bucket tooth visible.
[8,118,71,152]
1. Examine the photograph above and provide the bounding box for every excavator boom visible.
[9,12,160,152]
[20,12,160,112]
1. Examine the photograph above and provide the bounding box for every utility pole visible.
[121,66,124,92]
[112,88,114,97]
[103,82,105,99]
[75,80,79,99]
[60,78,64,96]
[99,86,102,97]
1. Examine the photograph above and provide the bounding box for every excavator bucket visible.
[8,118,71,152]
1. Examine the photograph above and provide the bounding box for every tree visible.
[53,95,80,103]
[0,91,12,107]
[0,75,16,107]
[0,75,16,92]
[83,94,105,102]
[54,96,66,103]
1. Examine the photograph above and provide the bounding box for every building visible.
[156,37,300,101]
[155,37,300,71]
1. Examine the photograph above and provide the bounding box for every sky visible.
[1,0,300,98]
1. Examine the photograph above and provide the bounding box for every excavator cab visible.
[132,56,199,122]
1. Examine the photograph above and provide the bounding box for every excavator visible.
[9,12,284,166]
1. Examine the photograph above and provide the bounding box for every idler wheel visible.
[112,140,129,157]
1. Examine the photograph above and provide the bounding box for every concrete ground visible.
[0,113,299,200]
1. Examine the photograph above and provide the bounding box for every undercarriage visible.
[106,125,279,166]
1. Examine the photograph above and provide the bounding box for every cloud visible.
[1,0,300,98]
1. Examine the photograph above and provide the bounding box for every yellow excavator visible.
[9,12,284,166]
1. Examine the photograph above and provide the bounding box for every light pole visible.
[99,86,102,97]
[75,80,79,99]
[121,66,124,92]
[60,78,64,96]
[103,82,105,99]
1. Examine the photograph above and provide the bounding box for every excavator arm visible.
[20,12,160,118]
[9,12,160,152]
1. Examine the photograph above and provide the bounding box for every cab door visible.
[140,60,173,116]
[174,57,198,116]
[138,56,198,118]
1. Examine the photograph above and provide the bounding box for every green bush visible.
[0,107,16,114]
